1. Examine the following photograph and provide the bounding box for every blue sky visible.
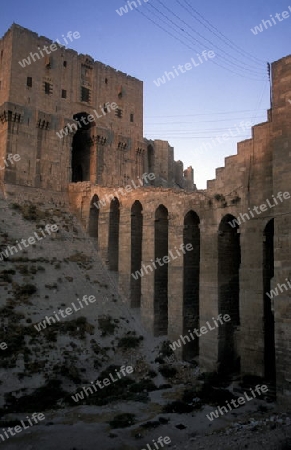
[1,0,290,188]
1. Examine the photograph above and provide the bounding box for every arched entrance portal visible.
[71,112,92,183]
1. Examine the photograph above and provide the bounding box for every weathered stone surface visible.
[0,24,194,192]
[0,24,290,405]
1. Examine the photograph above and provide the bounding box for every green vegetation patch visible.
[98,315,118,336]
[117,332,143,350]
[108,413,136,429]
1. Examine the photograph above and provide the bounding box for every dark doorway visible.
[73,164,83,182]
[263,219,276,383]
[147,145,155,184]
[71,112,92,183]
[108,197,120,271]
[130,201,143,307]
[183,210,200,361]
[154,205,168,336]
[218,215,241,374]
[88,195,99,242]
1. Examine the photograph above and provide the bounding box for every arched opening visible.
[263,219,276,384]
[130,201,143,307]
[154,205,168,336]
[147,145,155,184]
[108,197,120,271]
[183,210,200,361]
[218,214,241,374]
[73,164,83,182]
[71,112,92,183]
[88,195,99,242]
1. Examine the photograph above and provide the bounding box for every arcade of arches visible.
[69,185,284,400]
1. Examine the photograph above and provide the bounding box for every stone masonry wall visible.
[67,54,291,405]
[0,24,194,192]
[0,23,290,404]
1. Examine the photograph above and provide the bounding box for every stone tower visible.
[0,24,194,191]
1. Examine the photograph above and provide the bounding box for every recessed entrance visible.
[183,210,200,361]
[218,215,241,374]
[154,204,168,336]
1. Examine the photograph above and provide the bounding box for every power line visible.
[178,0,266,65]
[251,80,269,124]
[146,126,255,131]
[144,135,251,139]
[135,8,266,81]
[145,117,265,124]
[145,131,253,135]
[144,109,266,118]
[153,0,265,76]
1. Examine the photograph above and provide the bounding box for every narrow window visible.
[115,108,123,118]
[45,55,51,68]
[105,78,108,84]
[44,82,52,95]
[27,77,32,87]
[81,86,90,103]
[130,113,134,122]
[63,61,67,67]
[62,89,67,99]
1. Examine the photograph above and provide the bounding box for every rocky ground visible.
[0,395,290,449]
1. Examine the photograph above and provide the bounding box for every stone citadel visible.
[0,24,290,404]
